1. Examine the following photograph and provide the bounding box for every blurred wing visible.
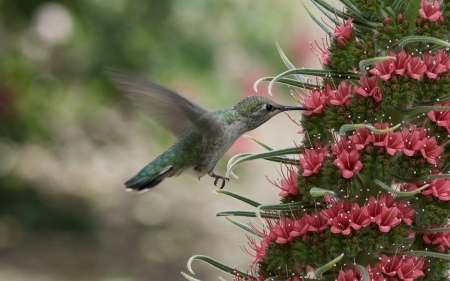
[108,69,209,136]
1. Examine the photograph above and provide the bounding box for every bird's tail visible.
[124,166,173,192]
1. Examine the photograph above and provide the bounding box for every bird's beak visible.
[281,105,306,111]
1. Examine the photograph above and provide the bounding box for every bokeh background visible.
[0,1,318,280]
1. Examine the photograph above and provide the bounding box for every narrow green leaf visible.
[395,106,450,116]
[187,255,255,279]
[226,148,300,178]
[217,210,281,219]
[214,189,261,207]
[225,217,264,238]
[181,272,203,281]
[337,0,366,20]
[302,2,332,36]
[244,135,274,151]
[394,173,450,183]
[267,68,361,96]
[254,76,320,92]
[315,253,344,278]
[373,179,429,197]
[255,202,310,222]
[411,226,450,233]
[354,264,370,281]
[397,36,450,48]
[339,123,367,135]
[403,251,450,260]
[276,42,307,82]
[359,56,395,74]
[310,187,336,197]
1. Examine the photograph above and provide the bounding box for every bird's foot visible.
[209,172,229,189]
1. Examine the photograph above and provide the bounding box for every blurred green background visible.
[0,0,316,280]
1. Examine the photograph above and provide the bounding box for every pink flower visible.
[349,128,373,150]
[270,217,296,244]
[369,59,395,81]
[302,89,328,115]
[421,178,450,200]
[419,0,442,22]
[243,236,270,263]
[423,231,450,252]
[391,50,411,75]
[407,56,427,80]
[423,51,448,79]
[401,126,427,157]
[336,269,363,281]
[354,76,379,98]
[397,256,425,281]
[333,149,363,178]
[384,131,404,155]
[374,206,401,232]
[378,255,402,277]
[420,136,442,164]
[329,81,352,106]
[396,202,415,225]
[333,18,354,45]
[427,101,450,128]
[305,212,329,232]
[300,143,329,176]
[350,204,371,230]
[277,167,299,197]
[290,216,310,238]
[371,123,390,147]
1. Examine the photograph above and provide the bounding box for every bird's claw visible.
[210,173,229,189]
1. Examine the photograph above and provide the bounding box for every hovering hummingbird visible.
[109,70,306,192]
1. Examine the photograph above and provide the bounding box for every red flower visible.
[421,178,450,200]
[331,138,357,155]
[329,81,352,106]
[333,149,363,178]
[401,126,427,157]
[270,217,295,244]
[349,128,373,150]
[354,76,379,98]
[333,18,354,45]
[423,231,450,252]
[305,212,329,232]
[384,131,404,155]
[243,236,270,263]
[427,101,450,129]
[397,256,425,281]
[371,123,390,147]
[277,167,299,197]
[419,0,442,22]
[369,59,395,81]
[300,143,329,176]
[378,254,402,277]
[407,56,427,80]
[420,136,442,164]
[391,50,411,75]
[302,88,328,115]
[423,51,448,79]
[350,203,371,230]
[290,216,310,238]
[336,269,363,281]
[374,206,401,232]
[396,202,415,225]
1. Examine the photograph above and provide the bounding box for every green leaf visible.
[373,179,429,197]
[226,148,300,178]
[267,68,361,96]
[216,210,281,219]
[315,253,344,278]
[339,123,400,136]
[310,187,336,197]
[224,217,264,238]
[395,106,450,117]
[276,42,307,82]
[187,255,255,279]
[354,264,370,281]
[244,135,274,151]
[255,202,312,222]
[359,56,395,74]
[397,36,450,48]
[394,174,450,183]
[181,272,203,281]
[214,189,261,207]
[254,76,320,92]
[403,251,450,260]
[411,226,450,233]
[302,2,332,36]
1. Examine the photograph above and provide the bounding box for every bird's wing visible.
[108,69,209,136]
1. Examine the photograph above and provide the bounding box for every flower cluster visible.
[188,1,450,281]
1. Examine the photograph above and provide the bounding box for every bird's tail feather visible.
[124,166,173,192]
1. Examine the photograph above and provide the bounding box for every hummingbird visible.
[109,70,306,192]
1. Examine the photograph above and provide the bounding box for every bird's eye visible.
[265,104,273,111]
